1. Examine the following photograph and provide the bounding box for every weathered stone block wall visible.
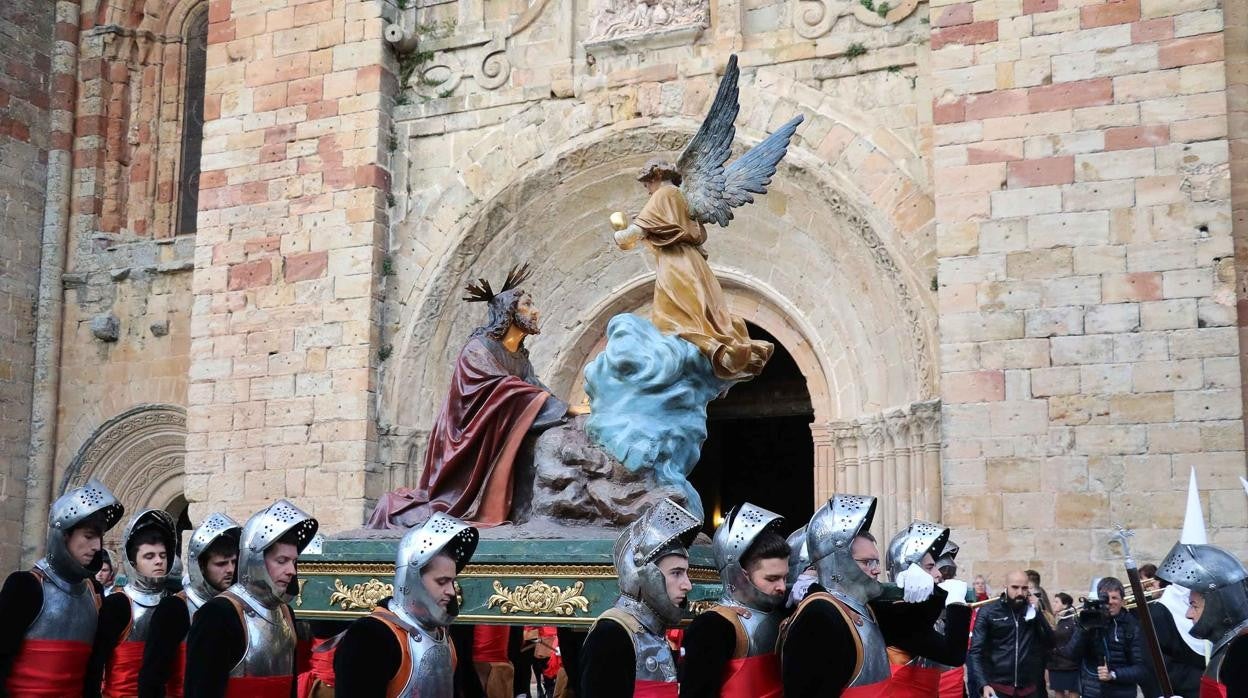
[931,0,1248,586]
[185,0,395,530]
[0,0,55,570]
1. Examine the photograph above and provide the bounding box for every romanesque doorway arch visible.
[60,404,187,552]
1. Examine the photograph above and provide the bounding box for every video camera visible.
[1077,597,1112,630]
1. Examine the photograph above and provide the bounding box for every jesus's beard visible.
[514,313,540,335]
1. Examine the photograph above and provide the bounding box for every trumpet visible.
[1053,585,1164,620]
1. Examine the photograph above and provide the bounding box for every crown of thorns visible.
[462,264,533,303]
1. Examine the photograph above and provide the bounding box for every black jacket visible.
[1138,601,1204,698]
[1049,615,1079,672]
[966,597,1054,695]
[1060,609,1148,698]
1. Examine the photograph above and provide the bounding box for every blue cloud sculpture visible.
[583,313,731,520]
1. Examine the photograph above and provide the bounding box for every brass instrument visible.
[1053,585,1164,621]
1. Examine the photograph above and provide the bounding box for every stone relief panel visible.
[586,0,710,43]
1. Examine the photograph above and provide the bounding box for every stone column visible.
[185,0,395,530]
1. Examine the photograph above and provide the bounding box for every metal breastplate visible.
[122,586,166,642]
[394,624,453,698]
[720,599,782,656]
[184,589,205,620]
[829,591,891,687]
[225,588,295,677]
[1206,620,1248,681]
[26,562,99,643]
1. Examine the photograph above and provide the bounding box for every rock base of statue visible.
[510,415,691,526]
[581,313,731,520]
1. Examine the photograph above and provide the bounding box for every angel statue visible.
[610,54,804,382]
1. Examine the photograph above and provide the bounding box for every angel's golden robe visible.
[635,182,773,380]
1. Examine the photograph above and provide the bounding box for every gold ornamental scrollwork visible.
[486,580,590,616]
[688,599,718,616]
[329,578,394,610]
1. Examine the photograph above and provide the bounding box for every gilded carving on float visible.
[329,578,395,611]
[486,580,591,616]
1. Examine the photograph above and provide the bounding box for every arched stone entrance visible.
[60,404,187,552]
[381,119,942,541]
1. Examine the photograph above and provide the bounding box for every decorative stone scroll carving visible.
[586,0,710,47]
[793,0,921,39]
[385,0,555,94]
[811,399,941,546]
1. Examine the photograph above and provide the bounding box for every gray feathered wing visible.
[676,55,805,228]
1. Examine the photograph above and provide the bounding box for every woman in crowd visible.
[1048,592,1080,698]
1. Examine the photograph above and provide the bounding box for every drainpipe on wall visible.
[23,0,80,566]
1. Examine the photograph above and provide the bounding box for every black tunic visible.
[579,619,639,698]
[0,571,102,697]
[83,592,133,697]
[780,584,953,697]
[1223,633,1248,698]
[183,595,297,698]
[138,595,191,698]
[331,616,404,697]
[679,611,742,698]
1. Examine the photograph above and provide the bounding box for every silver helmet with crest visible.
[1157,542,1248,643]
[713,503,787,612]
[392,512,478,629]
[807,494,882,605]
[885,520,950,581]
[185,513,242,606]
[235,499,318,608]
[120,508,178,594]
[614,498,701,627]
[786,524,812,586]
[46,478,125,582]
[935,539,960,572]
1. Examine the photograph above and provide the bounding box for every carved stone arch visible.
[60,404,187,515]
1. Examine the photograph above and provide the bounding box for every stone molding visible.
[61,403,187,511]
[585,0,709,49]
[811,398,941,545]
[792,0,922,38]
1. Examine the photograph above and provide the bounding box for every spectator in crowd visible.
[1025,569,1053,618]
[1048,592,1080,698]
[1060,576,1148,698]
[1139,563,1160,593]
[95,551,117,595]
[967,570,1054,697]
[973,575,990,602]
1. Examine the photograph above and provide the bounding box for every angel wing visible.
[676,54,805,227]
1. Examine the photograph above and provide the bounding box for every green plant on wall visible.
[395,19,458,98]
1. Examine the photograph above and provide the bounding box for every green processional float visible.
[297,55,806,626]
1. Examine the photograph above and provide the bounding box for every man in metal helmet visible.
[0,478,124,694]
[884,521,974,698]
[334,512,480,696]
[185,499,318,698]
[779,494,952,697]
[138,513,241,697]
[681,502,789,698]
[1155,542,1248,695]
[84,508,178,697]
[579,498,701,698]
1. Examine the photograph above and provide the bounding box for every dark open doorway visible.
[689,323,815,534]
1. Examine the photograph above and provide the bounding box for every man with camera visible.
[1059,577,1148,698]
[967,570,1055,697]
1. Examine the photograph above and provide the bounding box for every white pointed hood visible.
[1160,468,1211,657]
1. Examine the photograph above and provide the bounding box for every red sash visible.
[296,640,337,696]
[720,653,783,698]
[103,640,145,697]
[843,681,891,697]
[6,639,92,696]
[634,679,680,697]
[224,675,294,698]
[473,624,510,663]
[166,643,186,698]
[938,666,965,698]
[889,661,942,698]
[1200,675,1228,698]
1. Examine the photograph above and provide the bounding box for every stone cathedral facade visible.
[0,0,1244,588]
